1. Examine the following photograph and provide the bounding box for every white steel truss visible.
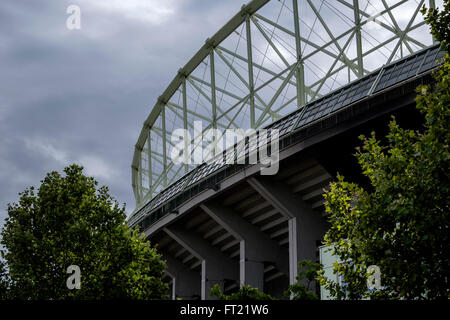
[131,0,439,209]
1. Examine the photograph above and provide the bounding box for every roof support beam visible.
[336,0,426,49]
[137,151,143,204]
[246,14,256,128]
[380,0,413,55]
[217,45,298,87]
[255,63,298,127]
[353,0,363,78]
[166,102,212,128]
[306,0,358,77]
[251,16,290,67]
[217,45,318,100]
[189,75,246,105]
[187,76,239,128]
[214,47,277,119]
[386,0,424,64]
[292,0,306,108]
[162,251,201,300]
[247,176,328,286]
[161,106,167,187]
[253,13,363,74]
[182,77,189,173]
[147,133,152,192]
[310,29,356,101]
[209,50,217,130]
[201,202,289,289]
[164,226,238,300]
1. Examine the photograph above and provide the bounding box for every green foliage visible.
[320,37,450,299]
[320,3,450,300]
[421,0,450,52]
[0,259,9,299]
[283,260,320,300]
[210,284,275,300]
[0,164,168,299]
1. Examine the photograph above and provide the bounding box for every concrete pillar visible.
[163,253,201,300]
[248,176,328,286]
[164,226,238,300]
[164,270,176,300]
[201,202,289,292]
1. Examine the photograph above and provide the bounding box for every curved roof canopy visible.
[131,0,439,213]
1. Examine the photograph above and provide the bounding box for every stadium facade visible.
[127,0,443,299]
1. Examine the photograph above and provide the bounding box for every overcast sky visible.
[0,0,441,233]
[0,0,249,228]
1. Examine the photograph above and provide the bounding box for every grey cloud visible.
[0,0,246,231]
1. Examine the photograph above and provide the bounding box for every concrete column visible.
[164,270,176,300]
[164,226,238,300]
[163,253,201,300]
[248,176,328,286]
[201,203,289,292]
[239,241,264,290]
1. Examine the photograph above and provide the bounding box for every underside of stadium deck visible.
[133,47,441,298]
[127,0,444,300]
[155,95,426,299]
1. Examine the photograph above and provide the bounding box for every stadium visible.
[126,0,444,299]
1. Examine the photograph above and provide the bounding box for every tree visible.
[283,260,320,300]
[422,0,450,52]
[0,259,9,299]
[320,3,450,300]
[210,284,275,300]
[0,164,168,299]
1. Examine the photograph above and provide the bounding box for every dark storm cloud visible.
[0,0,247,229]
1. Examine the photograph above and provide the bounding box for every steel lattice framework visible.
[131,0,439,212]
